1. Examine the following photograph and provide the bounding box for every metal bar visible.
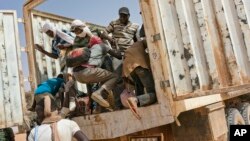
[23,0,45,91]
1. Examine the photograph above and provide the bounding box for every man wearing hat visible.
[101,7,139,52]
[99,7,140,109]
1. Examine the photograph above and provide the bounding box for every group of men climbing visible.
[26,7,156,141]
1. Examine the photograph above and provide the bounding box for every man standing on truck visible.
[101,7,139,52]
[100,7,140,109]
[28,96,89,141]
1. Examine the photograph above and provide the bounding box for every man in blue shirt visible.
[28,74,65,111]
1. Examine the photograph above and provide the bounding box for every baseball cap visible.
[119,7,130,15]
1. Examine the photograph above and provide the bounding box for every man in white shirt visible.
[28,96,89,141]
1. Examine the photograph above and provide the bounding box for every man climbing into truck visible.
[28,96,89,141]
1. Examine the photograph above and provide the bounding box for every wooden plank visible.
[222,0,250,83]
[23,0,44,11]
[0,12,6,128]
[201,0,231,87]
[32,9,73,24]
[174,83,250,100]
[31,9,105,29]
[74,104,173,140]
[24,2,40,90]
[242,0,250,29]
[157,0,193,95]
[3,13,23,125]
[206,103,227,140]
[175,86,250,117]
[181,0,210,90]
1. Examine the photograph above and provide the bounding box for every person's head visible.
[42,23,56,38]
[118,7,130,25]
[35,96,58,124]
[57,73,64,79]
[70,19,93,38]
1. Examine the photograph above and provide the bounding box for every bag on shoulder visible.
[66,47,91,67]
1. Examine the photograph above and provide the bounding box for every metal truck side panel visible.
[0,11,24,128]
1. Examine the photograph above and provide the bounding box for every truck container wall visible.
[0,10,25,128]
[155,0,250,96]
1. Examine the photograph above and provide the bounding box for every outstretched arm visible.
[35,44,58,59]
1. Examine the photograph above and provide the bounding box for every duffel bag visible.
[66,47,91,67]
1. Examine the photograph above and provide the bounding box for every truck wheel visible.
[238,102,250,125]
[226,108,245,126]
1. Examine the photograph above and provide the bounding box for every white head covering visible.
[71,19,93,38]
[42,22,74,44]
[71,19,86,28]
[42,23,56,37]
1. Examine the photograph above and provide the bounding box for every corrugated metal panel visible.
[0,10,24,128]
[157,0,250,96]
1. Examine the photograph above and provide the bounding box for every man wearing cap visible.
[101,7,139,52]
[99,7,140,109]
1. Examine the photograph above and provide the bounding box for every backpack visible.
[66,47,91,67]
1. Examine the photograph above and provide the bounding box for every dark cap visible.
[119,7,130,15]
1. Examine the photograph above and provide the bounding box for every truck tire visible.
[238,102,250,125]
[226,108,245,126]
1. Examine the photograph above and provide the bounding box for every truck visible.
[1,0,250,140]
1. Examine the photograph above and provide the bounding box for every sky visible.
[0,0,142,91]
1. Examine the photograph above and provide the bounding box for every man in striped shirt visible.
[101,7,139,52]
[100,7,140,109]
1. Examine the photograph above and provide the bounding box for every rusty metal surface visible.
[0,10,24,128]
[158,0,250,96]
